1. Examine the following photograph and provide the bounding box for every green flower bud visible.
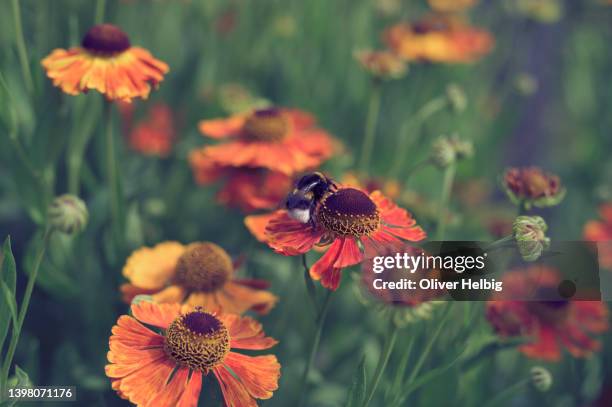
[530,366,553,392]
[446,84,467,113]
[431,135,474,169]
[513,216,550,261]
[431,137,456,168]
[48,194,88,235]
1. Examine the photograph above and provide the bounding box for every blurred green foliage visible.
[1,0,612,406]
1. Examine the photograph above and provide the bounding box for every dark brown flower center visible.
[82,24,131,54]
[174,242,233,293]
[527,287,570,325]
[243,108,288,141]
[315,188,380,237]
[163,310,230,371]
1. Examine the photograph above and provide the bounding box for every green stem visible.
[483,378,529,407]
[387,333,414,403]
[11,0,34,95]
[388,97,448,178]
[297,290,333,407]
[94,0,106,24]
[0,228,52,396]
[483,235,514,252]
[104,101,122,240]
[363,320,399,407]
[358,81,382,173]
[405,307,450,385]
[435,164,456,241]
[302,254,318,312]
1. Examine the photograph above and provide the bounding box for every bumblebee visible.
[285,172,337,225]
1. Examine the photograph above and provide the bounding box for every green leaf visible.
[14,366,32,388]
[345,356,367,407]
[0,236,17,352]
[0,281,18,329]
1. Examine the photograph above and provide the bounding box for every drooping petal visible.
[218,281,278,315]
[223,352,280,399]
[131,301,182,329]
[265,211,323,255]
[123,241,186,290]
[219,314,278,350]
[177,370,203,407]
[214,365,257,407]
[199,115,248,139]
[309,239,345,290]
[151,285,187,303]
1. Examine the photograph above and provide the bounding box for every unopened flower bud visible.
[513,215,550,261]
[530,366,553,392]
[431,134,474,168]
[48,194,88,235]
[446,84,467,113]
[431,137,455,168]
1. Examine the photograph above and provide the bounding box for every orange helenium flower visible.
[121,241,277,314]
[106,301,280,406]
[486,266,609,361]
[383,15,494,63]
[258,187,426,290]
[189,159,292,212]
[584,203,612,269]
[191,107,335,176]
[127,103,175,157]
[42,24,168,102]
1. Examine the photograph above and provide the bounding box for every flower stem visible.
[359,81,382,173]
[435,164,456,240]
[388,97,448,178]
[0,228,52,395]
[302,254,318,312]
[483,378,529,407]
[104,101,122,242]
[11,0,34,95]
[405,306,450,385]
[297,289,333,407]
[95,0,106,25]
[363,319,399,407]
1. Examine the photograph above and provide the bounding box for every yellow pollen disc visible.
[243,108,289,141]
[315,188,380,237]
[164,310,230,371]
[174,242,233,293]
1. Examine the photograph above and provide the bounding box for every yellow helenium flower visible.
[121,241,278,314]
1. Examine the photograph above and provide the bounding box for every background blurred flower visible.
[502,167,566,209]
[41,24,168,102]
[486,266,609,361]
[427,0,478,13]
[121,241,277,314]
[511,0,564,24]
[584,203,612,268]
[106,302,280,406]
[190,164,292,213]
[191,107,335,175]
[430,134,474,168]
[383,15,494,63]
[127,103,175,157]
[263,187,426,290]
[354,49,408,80]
